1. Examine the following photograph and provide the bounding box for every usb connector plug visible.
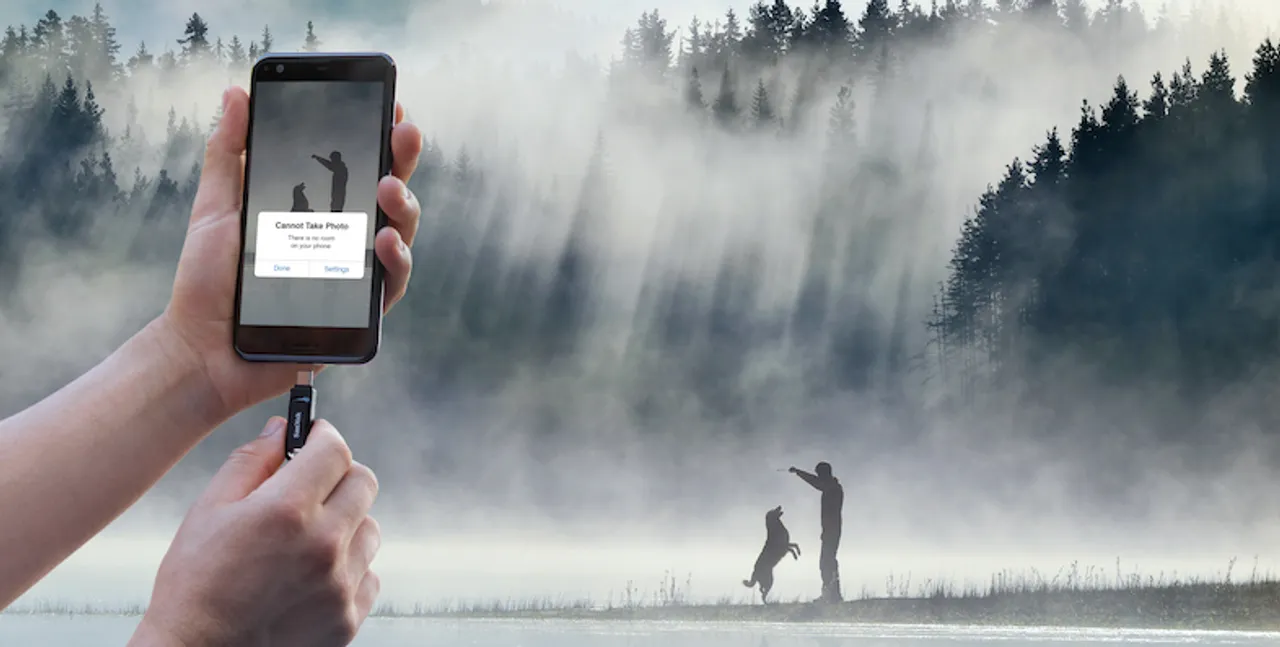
[284,369,316,461]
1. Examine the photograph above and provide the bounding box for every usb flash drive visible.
[284,370,317,461]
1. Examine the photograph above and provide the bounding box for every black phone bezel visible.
[233,52,397,364]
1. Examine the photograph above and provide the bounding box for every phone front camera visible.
[276,64,284,73]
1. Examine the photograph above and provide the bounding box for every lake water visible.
[3,615,1278,645]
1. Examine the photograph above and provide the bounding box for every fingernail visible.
[221,88,230,112]
[260,417,286,438]
[402,184,413,203]
[399,237,410,256]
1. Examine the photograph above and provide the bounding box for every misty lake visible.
[3,615,1279,646]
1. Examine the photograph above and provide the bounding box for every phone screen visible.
[238,79,386,330]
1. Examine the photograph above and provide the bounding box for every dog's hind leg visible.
[760,573,774,604]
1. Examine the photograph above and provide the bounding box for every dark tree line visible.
[0,7,313,289]
[0,2,1269,434]
[930,43,1280,410]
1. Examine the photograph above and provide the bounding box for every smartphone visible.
[233,52,397,363]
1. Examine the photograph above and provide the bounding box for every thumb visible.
[198,417,287,507]
[191,85,249,224]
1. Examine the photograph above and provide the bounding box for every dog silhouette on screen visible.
[291,182,314,212]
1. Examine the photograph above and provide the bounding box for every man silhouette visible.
[789,461,844,602]
[311,150,347,212]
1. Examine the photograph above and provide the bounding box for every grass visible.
[9,559,1280,631]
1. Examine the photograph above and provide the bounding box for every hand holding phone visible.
[151,54,420,425]
[233,53,399,364]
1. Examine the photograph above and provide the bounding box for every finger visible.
[375,227,411,313]
[395,101,404,125]
[343,516,382,586]
[192,86,249,225]
[351,570,381,631]
[197,417,287,507]
[322,461,379,529]
[258,419,352,506]
[390,120,423,182]
[377,175,420,247]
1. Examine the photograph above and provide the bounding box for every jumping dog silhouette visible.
[742,505,801,603]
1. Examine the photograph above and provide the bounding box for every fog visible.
[6,0,1280,610]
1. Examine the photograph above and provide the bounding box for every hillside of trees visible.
[931,45,1280,409]
[1,2,1277,440]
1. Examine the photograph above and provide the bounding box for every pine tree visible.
[82,79,104,141]
[1168,59,1199,114]
[178,13,211,61]
[89,2,122,79]
[742,1,791,65]
[750,78,776,130]
[684,65,705,112]
[64,14,94,79]
[166,106,178,140]
[1030,129,1065,195]
[98,151,118,195]
[721,8,743,60]
[53,74,83,151]
[1199,50,1235,106]
[1244,38,1280,108]
[1143,72,1169,120]
[712,65,739,128]
[1100,76,1140,134]
[35,72,57,115]
[0,27,22,64]
[303,21,320,51]
[856,0,891,62]
[32,10,66,70]
[228,35,247,69]
[623,10,674,76]
[789,5,810,52]
[260,25,274,54]
[678,17,704,70]
[158,49,178,72]
[1246,39,1280,210]
[802,0,851,63]
[826,84,856,155]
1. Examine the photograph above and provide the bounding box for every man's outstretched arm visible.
[789,467,824,491]
[0,317,231,608]
[312,154,333,170]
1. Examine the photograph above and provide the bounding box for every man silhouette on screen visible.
[311,150,347,212]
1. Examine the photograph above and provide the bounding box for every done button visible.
[257,261,308,278]
[309,261,364,279]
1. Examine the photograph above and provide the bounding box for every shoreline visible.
[10,559,1280,632]
[370,586,1280,632]
[13,584,1280,633]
